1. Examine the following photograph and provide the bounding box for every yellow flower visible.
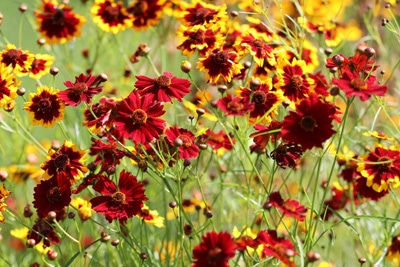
[138,204,165,228]
[71,197,92,221]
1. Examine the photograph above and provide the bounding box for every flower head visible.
[166,127,200,160]
[58,73,104,106]
[181,0,227,26]
[0,66,18,109]
[255,230,297,267]
[34,0,86,44]
[24,86,65,128]
[177,24,225,57]
[281,94,336,150]
[275,59,314,102]
[192,231,236,267]
[216,95,254,117]
[90,170,148,223]
[0,44,34,75]
[135,72,191,103]
[197,50,244,84]
[126,0,165,31]
[113,91,166,144]
[29,54,54,80]
[41,140,87,183]
[33,176,72,218]
[357,145,400,193]
[91,0,132,33]
[332,70,387,101]
[137,204,165,228]
[83,96,117,133]
[266,191,307,221]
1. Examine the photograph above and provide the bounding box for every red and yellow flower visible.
[197,49,243,84]
[357,144,400,193]
[91,0,132,33]
[0,184,11,223]
[34,0,86,44]
[126,0,166,31]
[0,66,18,109]
[0,44,34,76]
[29,54,54,80]
[24,86,65,128]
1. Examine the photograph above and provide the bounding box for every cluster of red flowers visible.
[192,230,297,267]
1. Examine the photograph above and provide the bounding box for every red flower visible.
[270,142,303,169]
[83,96,117,133]
[237,34,275,67]
[266,191,307,221]
[281,94,336,150]
[34,0,86,44]
[357,145,400,193]
[58,73,104,106]
[166,127,200,159]
[332,70,387,101]
[239,83,282,120]
[89,134,128,173]
[33,176,71,218]
[192,231,236,267]
[216,95,254,117]
[249,121,282,153]
[135,72,191,103]
[201,129,235,151]
[326,50,378,76]
[309,71,330,97]
[255,230,297,267]
[113,92,165,144]
[90,170,147,223]
[321,183,352,220]
[28,218,60,248]
[40,140,87,184]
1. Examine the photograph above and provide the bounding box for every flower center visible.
[111,191,126,204]
[207,247,222,263]
[377,155,392,170]
[350,77,367,90]
[253,39,264,48]
[156,75,172,88]
[131,109,148,125]
[54,154,70,171]
[252,91,267,105]
[52,8,65,25]
[105,6,120,17]
[213,51,229,65]
[290,74,303,89]
[38,98,52,112]
[227,100,244,113]
[135,0,149,13]
[178,135,192,147]
[195,8,210,20]
[300,116,317,131]
[73,82,88,93]
[4,49,22,62]
[191,31,205,43]
[46,186,61,203]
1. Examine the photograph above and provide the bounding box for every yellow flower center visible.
[290,74,303,89]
